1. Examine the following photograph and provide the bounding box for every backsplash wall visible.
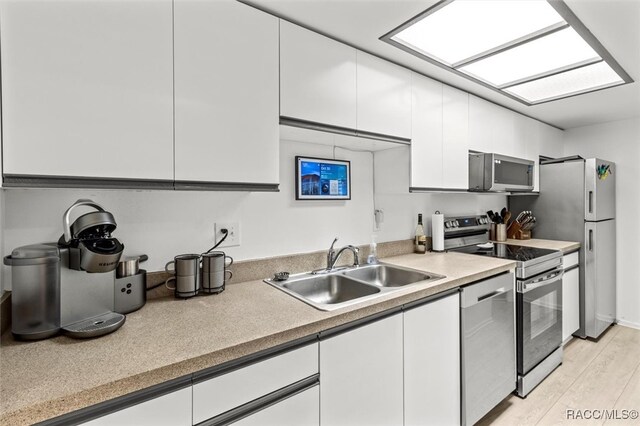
[1,139,506,291]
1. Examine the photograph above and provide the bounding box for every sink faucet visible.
[325,237,360,272]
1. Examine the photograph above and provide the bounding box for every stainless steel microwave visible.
[469,153,534,192]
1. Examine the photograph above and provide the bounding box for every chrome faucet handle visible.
[327,237,339,268]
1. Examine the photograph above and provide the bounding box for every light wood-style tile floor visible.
[478,325,640,426]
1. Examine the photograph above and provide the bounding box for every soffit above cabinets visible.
[244,0,640,129]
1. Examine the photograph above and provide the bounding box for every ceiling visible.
[245,0,640,130]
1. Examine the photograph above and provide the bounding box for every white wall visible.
[1,138,508,291]
[2,140,375,289]
[373,146,507,243]
[562,117,640,329]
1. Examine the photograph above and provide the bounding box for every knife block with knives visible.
[508,211,535,240]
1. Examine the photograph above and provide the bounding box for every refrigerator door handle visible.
[589,229,593,251]
[588,191,593,214]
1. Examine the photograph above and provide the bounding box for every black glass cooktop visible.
[453,243,559,263]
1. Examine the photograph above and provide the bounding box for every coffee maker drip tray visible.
[61,312,125,339]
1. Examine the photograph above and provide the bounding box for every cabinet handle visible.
[588,230,593,251]
[588,191,593,213]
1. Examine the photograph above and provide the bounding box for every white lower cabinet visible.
[192,343,319,424]
[563,252,580,342]
[83,387,192,426]
[404,293,460,426]
[234,385,319,426]
[320,313,404,426]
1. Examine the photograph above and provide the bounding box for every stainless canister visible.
[165,254,201,298]
[4,244,61,340]
[201,252,233,294]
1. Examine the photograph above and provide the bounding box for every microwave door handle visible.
[518,269,564,293]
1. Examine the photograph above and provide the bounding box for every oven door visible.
[517,268,563,375]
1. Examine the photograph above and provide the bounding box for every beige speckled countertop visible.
[496,238,580,253]
[0,252,516,425]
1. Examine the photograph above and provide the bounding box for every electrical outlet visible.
[214,222,240,248]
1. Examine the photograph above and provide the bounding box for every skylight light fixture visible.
[381,0,632,105]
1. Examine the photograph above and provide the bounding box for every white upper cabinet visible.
[280,21,357,130]
[411,73,443,188]
[468,95,495,154]
[469,95,522,157]
[174,0,279,185]
[442,85,469,189]
[410,75,468,190]
[1,0,174,180]
[357,51,412,139]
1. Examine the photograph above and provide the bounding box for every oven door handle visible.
[517,268,564,293]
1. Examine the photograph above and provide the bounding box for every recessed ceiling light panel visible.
[505,61,624,103]
[391,0,565,66]
[382,0,633,105]
[459,27,601,88]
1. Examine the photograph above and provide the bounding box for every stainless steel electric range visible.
[444,214,564,397]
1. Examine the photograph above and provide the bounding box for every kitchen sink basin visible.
[282,274,380,305]
[264,262,445,311]
[342,264,443,287]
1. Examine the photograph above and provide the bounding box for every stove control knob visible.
[444,221,450,228]
[454,220,460,227]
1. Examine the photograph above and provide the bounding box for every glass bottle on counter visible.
[414,214,427,254]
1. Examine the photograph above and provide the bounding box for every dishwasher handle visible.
[461,272,514,308]
[477,287,508,303]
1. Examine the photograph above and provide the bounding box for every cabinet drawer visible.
[563,251,579,269]
[83,387,191,426]
[193,343,318,424]
[234,385,319,426]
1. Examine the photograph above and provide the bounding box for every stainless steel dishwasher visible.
[461,272,516,426]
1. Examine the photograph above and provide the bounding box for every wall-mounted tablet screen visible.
[295,156,351,200]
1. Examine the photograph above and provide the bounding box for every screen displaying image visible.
[296,157,351,200]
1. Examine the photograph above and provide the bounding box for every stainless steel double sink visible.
[264,263,445,311]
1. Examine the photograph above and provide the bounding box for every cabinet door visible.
[410,73,443,188]
[83,387,191,426]
[234,386,319,426]
[405,293,460,426]
[280,21,357,130]
[174,0,279,184]
[563,266,580,342]
[442,85,469,189]
[320,314,403,426]
[468,95,494,153]
[1,0,174,180]
[356,52,412,139]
